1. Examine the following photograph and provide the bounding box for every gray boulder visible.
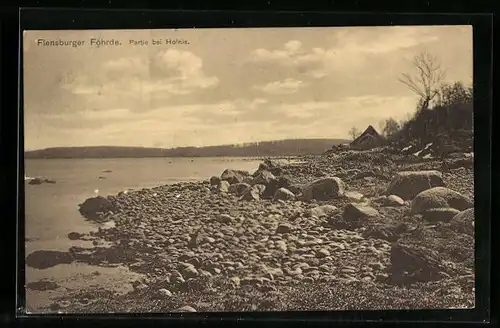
[410,187,473,214]
[386,170,445,200]
[210,176,221,186]
[78,196,116,220]
[343,203,379,223]
[221,169,250,185]
[254,159,284,176]
[449,208,474,236]
[302,177,345,201]
[251,170,277,186]
[228,183,251,196]
[240,186,261,201]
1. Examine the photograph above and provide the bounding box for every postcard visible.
[23,26,474,313]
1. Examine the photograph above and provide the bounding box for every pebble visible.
[316,249,330,258]
[158,288,173,297]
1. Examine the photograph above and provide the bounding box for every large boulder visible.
[302,177,345,201]
[386,170,445,200]
[388,223,474,284]
[410,187,473,214]
[228,183,251,196]
[78,196,116,220]
[251,171,298,199]
[449,208,474,236]
[254,159,284,177]
[221,169,250,185]
[342,203,379,224]
[209,176,221,186]
[240,185,261,201]
[251,170,277,186]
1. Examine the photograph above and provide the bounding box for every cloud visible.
[62,50,219,101]
[254,78,308,95]
[248,27,441,79]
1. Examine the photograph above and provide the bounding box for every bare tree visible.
[348,127,360,140]
[398,52,446,111]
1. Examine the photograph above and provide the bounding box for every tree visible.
[381,118,401,138]
[398,52,446,111]
[435,81,473,108]
[348,127,360,140]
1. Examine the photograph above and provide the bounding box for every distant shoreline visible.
[24,139,348,160]
[24,155,310,160]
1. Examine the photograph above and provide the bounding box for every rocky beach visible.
[25,147,475,313]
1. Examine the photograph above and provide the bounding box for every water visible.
[24,157,262,311]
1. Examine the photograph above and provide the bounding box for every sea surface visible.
[23,157,263,311]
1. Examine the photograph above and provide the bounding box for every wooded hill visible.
[25,138,350,159]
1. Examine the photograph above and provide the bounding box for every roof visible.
[350,125,384,149]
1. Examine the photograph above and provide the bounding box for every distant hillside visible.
[25,139,350,159]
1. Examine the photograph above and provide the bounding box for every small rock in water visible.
[67,232,83,240]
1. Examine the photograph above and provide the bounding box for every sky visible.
[23,26,473,150]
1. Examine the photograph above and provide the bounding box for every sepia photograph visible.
[23,25,474,313]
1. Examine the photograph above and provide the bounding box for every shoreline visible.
[25,150,475,313]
